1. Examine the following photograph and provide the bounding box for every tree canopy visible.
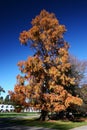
[9,10,82,120]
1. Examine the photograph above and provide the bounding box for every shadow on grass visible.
[0,117,87,130]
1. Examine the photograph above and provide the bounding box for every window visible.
[6,106,8,108]
[1,105,4,108]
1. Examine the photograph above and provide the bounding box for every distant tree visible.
[9,75,30,112]
[0,86,5,104]
[74,84,87,114]
[66,55,87,96]
[0,86,5,95]
[69,55,87,86]
[0,96,4,104]
[4,95,10,104]
[79,84,87,104]
[9,10,82,120]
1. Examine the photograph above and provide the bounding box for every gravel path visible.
[70,125,87,130]
[0,125,57,130]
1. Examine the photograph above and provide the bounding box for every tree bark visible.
[39,110,49,121]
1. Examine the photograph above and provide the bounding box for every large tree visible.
[10,10,82,120]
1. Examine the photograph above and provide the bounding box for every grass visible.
[0,112,87,130]
[2,118,87,130]
[0,112,39,117]
[12,119,87,130]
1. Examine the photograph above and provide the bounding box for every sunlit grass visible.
[0,112,39,117]
[2,117,87,130]
[15,119,87,130]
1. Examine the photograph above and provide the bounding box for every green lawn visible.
[2,118,87,130]
[0,112,39,117]
[0,112,87,130]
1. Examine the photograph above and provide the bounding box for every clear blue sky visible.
[0,0,87,98]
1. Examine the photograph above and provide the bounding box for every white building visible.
[0,104,15,112]
[23,107,40,112]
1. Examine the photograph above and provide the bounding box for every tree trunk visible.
[39,110,49,121]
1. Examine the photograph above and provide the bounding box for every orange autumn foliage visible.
[9,10,82,115]
[9,85,29,107]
